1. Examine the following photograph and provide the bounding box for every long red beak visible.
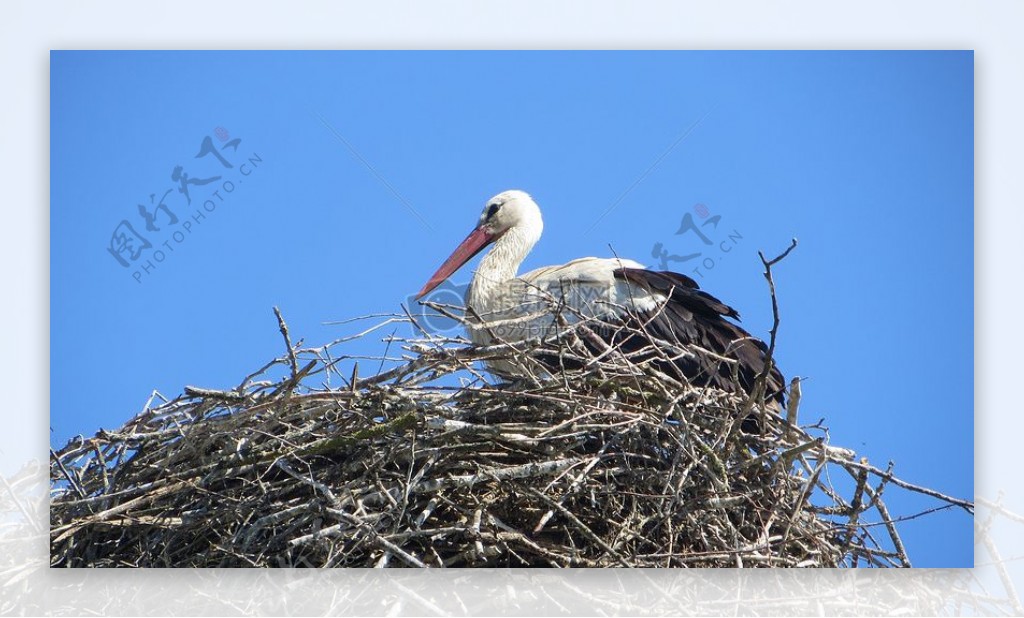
[416,226,495,299]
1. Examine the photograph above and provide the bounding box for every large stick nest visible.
[50,251,972,568]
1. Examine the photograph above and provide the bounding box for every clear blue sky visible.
[51,50,973,567]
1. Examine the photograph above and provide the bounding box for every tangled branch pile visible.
[49,305,972,568]
[50,247,972,568]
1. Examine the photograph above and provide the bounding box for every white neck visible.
[468,224,540,311]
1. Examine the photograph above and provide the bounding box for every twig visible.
[753,238,798,406]
[868,487,911,567]
[273,305,299,380]
[50,448,85,499]
[841,459,974,513]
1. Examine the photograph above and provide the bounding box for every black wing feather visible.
[604,268,785,405]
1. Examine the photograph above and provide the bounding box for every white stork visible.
[415,190,785,403]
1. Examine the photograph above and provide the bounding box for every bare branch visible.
[273,305,299,380]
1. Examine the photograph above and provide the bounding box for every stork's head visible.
[416,190,544,299]
[476,190,543,238]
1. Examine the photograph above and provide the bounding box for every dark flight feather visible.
[605,268,786,406]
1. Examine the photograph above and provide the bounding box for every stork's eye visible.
[486,203,501,219]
